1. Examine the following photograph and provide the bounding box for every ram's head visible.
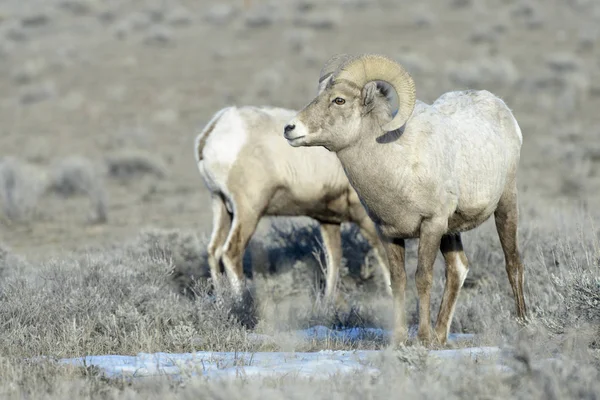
[284,54,416,152]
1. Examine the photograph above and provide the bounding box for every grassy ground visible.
[0,208,598,398]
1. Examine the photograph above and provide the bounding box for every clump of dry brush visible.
[0,155,109,224]
[0,209,597,397]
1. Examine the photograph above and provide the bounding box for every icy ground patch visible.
[57,327,498,380]
[293,325,476,343]
[59,347,502,380]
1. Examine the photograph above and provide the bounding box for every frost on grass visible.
[48,156,108,223]
[0,157,46,222]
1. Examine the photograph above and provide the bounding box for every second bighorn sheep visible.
[195,104,391,301]
[284,53,528,346]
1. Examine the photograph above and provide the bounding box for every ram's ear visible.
[361,81,379,109]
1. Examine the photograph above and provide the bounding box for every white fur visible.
[196,107,247,211]
[194,106,232,166]
[203,107,247,170]
[513,114,523,145]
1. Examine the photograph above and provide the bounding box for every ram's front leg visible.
[415,218,446,346]
[380,235,407,346]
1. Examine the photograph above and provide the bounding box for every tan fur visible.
[195,105,391,300]
[285,54,528,346]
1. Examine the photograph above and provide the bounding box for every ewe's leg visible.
[356,219,392,296]
[319,222,342,302]
[207,194,232,290]
[349,202,392,295]
[380,236,407,346]
[416,219,446,345]
[494,184,528,320]
[221,206,262,298]
[435,233,469,345]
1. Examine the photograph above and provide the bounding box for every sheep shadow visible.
[168,221,382,329]
[245,221,378,289]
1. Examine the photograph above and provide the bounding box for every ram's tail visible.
[194,107,234,164]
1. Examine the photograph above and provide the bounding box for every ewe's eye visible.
[333,97,346,105]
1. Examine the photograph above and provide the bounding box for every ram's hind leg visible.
[319,222,342,303]
[435,233,469,345]
[207,194,231,292]
[494,183,528,320]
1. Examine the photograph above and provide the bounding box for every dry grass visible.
[0,208,598,397]
[0,345,597,400]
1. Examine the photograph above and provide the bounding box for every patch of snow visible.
[60,348,502,380]
[54,327,493,381]
[59,350,381,380]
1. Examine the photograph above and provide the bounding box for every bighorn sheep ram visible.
[194,104,391,301]
[284,53,528,346]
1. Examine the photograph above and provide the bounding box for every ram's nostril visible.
[284,124,296,134]
[284,124,296,133]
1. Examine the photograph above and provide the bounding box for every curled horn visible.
[333,54,416,131]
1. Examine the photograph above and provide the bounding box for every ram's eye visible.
[333,97,346,105]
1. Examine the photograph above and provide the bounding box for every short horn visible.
[334,54,416,131]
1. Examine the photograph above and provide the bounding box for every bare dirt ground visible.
[0,0,599,398]
[0,0,599,257]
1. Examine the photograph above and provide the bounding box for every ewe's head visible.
[284,54,416,152]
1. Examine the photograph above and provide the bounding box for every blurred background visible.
[0,0,598,262]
